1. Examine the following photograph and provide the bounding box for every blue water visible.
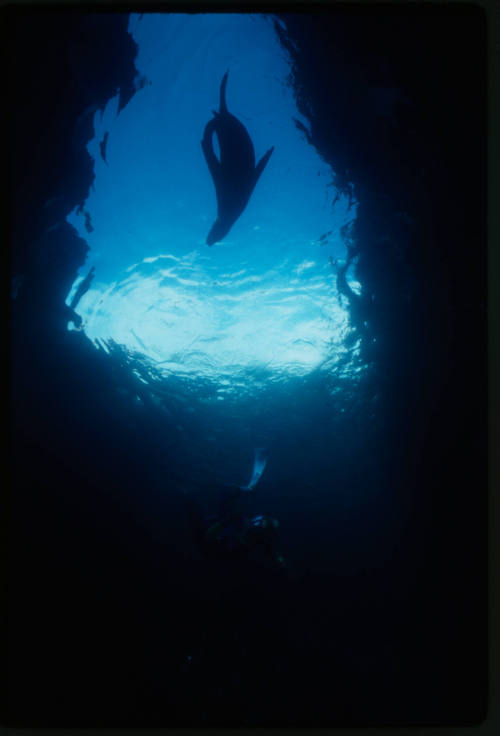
[66,13,360,386]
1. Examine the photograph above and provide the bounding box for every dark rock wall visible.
[276,5,487,722]
[7,9,145,726]
[8,9,138,341]
[9,10,137,269]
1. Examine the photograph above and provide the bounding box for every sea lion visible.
[202,71,274,245]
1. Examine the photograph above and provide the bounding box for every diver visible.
[185,448,285,571]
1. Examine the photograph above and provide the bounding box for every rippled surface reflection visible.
[66,13,358,382]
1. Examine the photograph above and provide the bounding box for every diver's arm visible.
[201,119,221,181]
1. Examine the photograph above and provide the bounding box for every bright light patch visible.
[67,13,358,382]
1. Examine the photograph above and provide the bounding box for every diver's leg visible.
[240,447,267,491]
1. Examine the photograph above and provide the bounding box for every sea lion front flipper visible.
[219,70,229,114]
[253,145,274,186]
[201,118,221,183]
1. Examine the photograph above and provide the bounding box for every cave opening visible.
[66,13,360,389]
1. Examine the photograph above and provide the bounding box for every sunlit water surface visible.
[66,13,359,385]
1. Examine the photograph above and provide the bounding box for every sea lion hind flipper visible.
[254,145,274,185]
[219,70,229,114]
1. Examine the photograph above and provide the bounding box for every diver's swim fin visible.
[241,447,267,491]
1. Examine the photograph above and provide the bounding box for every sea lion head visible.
[206,217,230,246]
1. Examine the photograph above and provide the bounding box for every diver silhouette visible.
[202,70,274,245]
[185,448,285,571]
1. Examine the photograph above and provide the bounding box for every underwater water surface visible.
[66,13,359,384]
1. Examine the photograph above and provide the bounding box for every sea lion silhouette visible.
[201,71,274,246]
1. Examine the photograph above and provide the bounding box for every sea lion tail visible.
[219,69,229,114]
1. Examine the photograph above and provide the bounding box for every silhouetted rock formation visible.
[8,10,138,286]
[276,6,487,723]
